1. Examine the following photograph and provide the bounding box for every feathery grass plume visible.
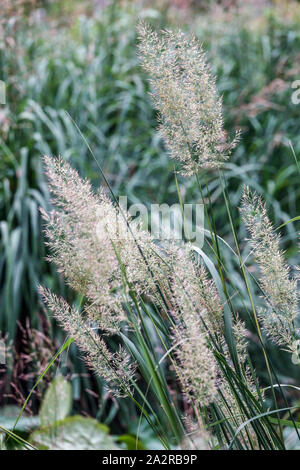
[241,187,299,354]
[232,319,249,364]
[39,287,135,396]
[137,22,238,176]
[169,245,262,443]
[172,321,217,407]
[42,156,169,332]
[170,246,262,447]
[42,156,123,332]
[170,246,221,407]
[171,245,224,339]
[40,156,176,395]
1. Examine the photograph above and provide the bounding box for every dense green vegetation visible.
[0,0,299,450]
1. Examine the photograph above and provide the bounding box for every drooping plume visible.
[40,156,173,394]
[41,156,226,402]
[42,156,169,331]
[39,287,135,396]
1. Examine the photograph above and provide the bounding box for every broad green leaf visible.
[0,405,39,432]
[39,377,72,427]
[30,416,119,450]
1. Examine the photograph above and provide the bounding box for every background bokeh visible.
[0,0,299,448]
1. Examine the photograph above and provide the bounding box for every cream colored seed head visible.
[241,187,299,353]
[137,22,238,176]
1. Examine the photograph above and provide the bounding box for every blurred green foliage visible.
[0,0,299,437]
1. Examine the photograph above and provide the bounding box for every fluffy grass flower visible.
[42,156,170,332]
[40,156,177,394]
[41,157,224,405]
[39,287,135,396]
[137,22,238,176]
[170,246,222,406]
[241,187,299,354]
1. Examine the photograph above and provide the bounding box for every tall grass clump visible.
[38,22,300,450]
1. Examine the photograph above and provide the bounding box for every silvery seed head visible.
[138,22,238,176]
